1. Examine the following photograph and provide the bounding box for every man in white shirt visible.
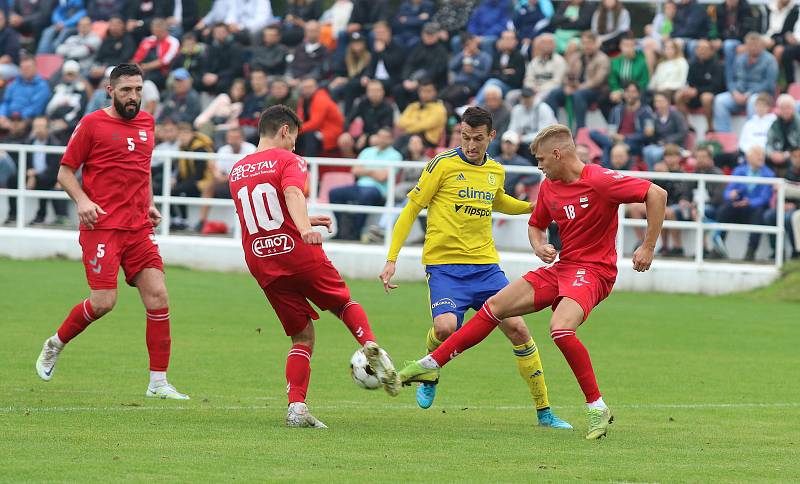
[196,0,276,43]
[523,34,567,102]
[507,87,558,158]
[739,93,776,154]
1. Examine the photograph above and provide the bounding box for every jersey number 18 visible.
[237,183,284,235]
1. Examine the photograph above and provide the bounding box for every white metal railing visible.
[0,143,788,268]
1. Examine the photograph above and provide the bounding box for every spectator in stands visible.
[45,60,88,138]
[507,87,557,158]
[172,31,205,82]
[475,30,526,104]
[718,145,775,260]
[441,33,492,109]
[675,39,725,132]
[764,151,800,259]
[0,57,50,129]
[549,0,593,53]
[433,0,475,42]
[352,21,404,107]
[319,0,355,45]
[396,78,448,148]
[89,15,136,84]
[642,0,676,73]
[265,77,297,110]
[777,4,800,84]
[590,82,655,167]
[9,0,55,41]
[736,93,776,156]
[714,33,778,133]
[240,68,270,142]
[195,0,275,44]
[643,91,688,170]
[126,0,175,42]
[648,39,689,99]
[496,131,539,198]
[296,77,344,157]
[0,10,20,81]
[330,0,391,67]
[608,142,632,170]
[462,0,511,54]
[591,0,630,54]
[171,122,214,231]
[576,143,592,164]
[159,68,202,125]
[762,0,798,58]
[56,16,102,67]
[168,0,200,36]
[766,94,800,176]
[343,80,394,152]
[544,30,609,130]
[0,114,32,224]
[132,17,181,90]
[196,126,256,231]
[26,116,69,226]
[523,33,566,102]
[693,145,726,222]
[37,0,87,54]
[194,77,246,146]
[153,119,180,195]
[514,0,550,50]
[330,127,401,240]
[714,0,758,87]
[393,0,435,49]
[288,20,330,83]
[657,144,693,256]
[197,23,243,95]
[480,85,511,155]
[671,0,710,47]
[281,0,323,47]
[251,25,289,75]
[608,34,649,106]
[329,32,372,114]
[86,0,125,22]
[394,22,449,110]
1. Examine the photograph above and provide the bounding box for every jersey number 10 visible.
[237,183,284,235]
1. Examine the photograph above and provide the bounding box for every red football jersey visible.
[61,109,155,231]
[229,147,327,287]
[529,164,652,280]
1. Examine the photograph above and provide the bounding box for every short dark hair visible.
[623,81,640,92]
[259,105,302,138]
[110,63,143,85]
[418,77,435,89]
[462,106,493,133]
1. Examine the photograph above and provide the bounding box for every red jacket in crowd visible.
[297,88,344,152]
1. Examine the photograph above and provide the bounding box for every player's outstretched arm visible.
[493,192,534,215]
[380,200,423,293]
[57,165,106,230]
[528,225,557,264]
[284,186,322,245]
[633,184,667,272]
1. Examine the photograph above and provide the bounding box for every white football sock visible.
[50,334,65,349]
[149,371,167,386]
[419,355,440,369]
[587,396,607,410]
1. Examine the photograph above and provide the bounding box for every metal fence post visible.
[694,179,707,264]
[161,157,172,237]
[384,162,396,248]
[775,180,785,268]
[16,149,26,229]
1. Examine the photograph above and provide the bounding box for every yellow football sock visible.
[513,338,550,410]
[425,327,442,353]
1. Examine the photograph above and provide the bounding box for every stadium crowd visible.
[0,0,798,260]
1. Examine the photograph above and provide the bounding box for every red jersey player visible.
[229,105,400,428]
[35,64,188,400]
[399,124,667,439]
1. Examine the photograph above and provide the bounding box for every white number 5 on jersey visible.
[127,137,135,151]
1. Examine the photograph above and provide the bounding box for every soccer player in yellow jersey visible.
[379,107,571,428]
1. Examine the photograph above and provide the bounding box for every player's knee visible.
[90,293,117,317]
[434,325,454,342]
[432,315,456,341]
[142,286,169,309]
[502,319,531,345]
[485,296,507,320]
[549,315,579,333]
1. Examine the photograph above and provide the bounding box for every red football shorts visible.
[262,260,351,336]
[79,228,164,290]
[523,263,613,321]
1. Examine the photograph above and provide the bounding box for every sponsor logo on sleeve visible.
[252,234,295,257]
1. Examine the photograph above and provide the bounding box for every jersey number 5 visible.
[237,183,284,235]
[127,138,135,151]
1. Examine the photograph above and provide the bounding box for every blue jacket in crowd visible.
[607,103,656,145]
[513,1,548,40]
[467,0,511,38]
[51,0,87,28]
[733,51,778,95]
[0,75,51,118]
[394,0,436,37]
[724,164,775,209]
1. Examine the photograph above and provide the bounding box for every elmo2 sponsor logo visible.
[252,234,295,257]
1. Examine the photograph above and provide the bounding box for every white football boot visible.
[145,382,190,400]
[286,402,328,428]
[362,341,401,397]
[35,337,62,381]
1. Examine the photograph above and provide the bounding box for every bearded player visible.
[380,107,571,429]
[399,124,667,439]
[229,105,400,429]
[35,64,189,399]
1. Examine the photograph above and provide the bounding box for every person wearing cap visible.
[197,22,244,96]
[45,60,89,139]
[507,86,558,159]
[393,0,436,49]
[90,15,136,83]
[497,130,540,198]
[55,15,102,67]
[0,57,50,130]
[393,21,449,110]
[158,68,202,125]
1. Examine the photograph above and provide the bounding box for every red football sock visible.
[286,344,312,403]
[338,301,376,346]
[430,304,500,367]
[57,299,98,344]
[146,308,171,372]
[551,329,601,403]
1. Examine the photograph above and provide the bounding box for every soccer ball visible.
[350,348,381,390]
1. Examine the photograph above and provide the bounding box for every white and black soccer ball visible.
[350,348,381,390]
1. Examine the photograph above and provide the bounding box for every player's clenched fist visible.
[632,245,654,272]
[309,215,333,233]
[535,244,557,264]
[300,228,323,245]
[148,206,162,227]
[379,261,398,293]
[77,199,106,230]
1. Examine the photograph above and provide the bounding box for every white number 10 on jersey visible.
[237,183,284,234]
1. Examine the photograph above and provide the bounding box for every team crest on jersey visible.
[487,174,496,185]
[139,130,148,141]
[580,196,589,208]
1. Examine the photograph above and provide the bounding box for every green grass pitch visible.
[2,257,799,482]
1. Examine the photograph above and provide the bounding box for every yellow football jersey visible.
[407,147,509,265]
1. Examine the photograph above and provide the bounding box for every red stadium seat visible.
[575,127,603,163]
[35,54,64,80]
[317,172,355,203]
[705,132,738,154]
[789,83,800,101]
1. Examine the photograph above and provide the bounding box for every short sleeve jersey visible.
[229,147,327,288]
[61,110,155,231]
[408,147,508,265]
[529,164,652,280]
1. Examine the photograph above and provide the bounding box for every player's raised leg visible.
[285,321,327,428]
[497,317,572,430]
[36,289,116,381]
[549,297,612,440]
[135,268,189,400]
